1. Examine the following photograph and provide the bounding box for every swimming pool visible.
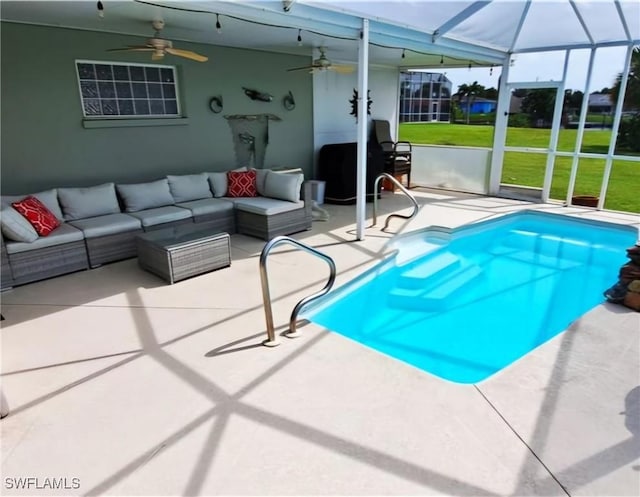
[302,211,637,384]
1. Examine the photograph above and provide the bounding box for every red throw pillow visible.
[227,170,257,197]
[11,196,61,237]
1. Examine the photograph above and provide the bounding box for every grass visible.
[399,123,639,213]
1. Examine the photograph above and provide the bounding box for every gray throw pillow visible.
[58,183,121,221]
[167,173,212,203]
[0,206,39,242]
[264,173,304,203]
[116,179,175,212]
[1,188,64,221]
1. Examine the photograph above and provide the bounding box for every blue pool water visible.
[303,211,636,384]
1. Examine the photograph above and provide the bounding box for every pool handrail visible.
[259,235,337,347]
[372,173,419,231]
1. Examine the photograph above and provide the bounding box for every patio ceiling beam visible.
[368,32,505,65]
[569,0,595,46]
[509,0,532,53]
[431,1,492,42]
[180,0,362,40]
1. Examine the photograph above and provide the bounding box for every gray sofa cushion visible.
[116,179,174,212]
[4,223,84,254]
[231,197,304,215]
[252,169,270,196]
[58,183,121,221]
[264,173,304,202]
[1,189,64,220]
[176,198,234,218]
[1,206,39,242]
[127,205,192,228]
[167,173,212,203]
[69,213,142,238]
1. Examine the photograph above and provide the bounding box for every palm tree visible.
[456,81,484,124]
[610,46,640,110]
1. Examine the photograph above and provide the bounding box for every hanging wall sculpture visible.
[224,114,282,169]
[349,88,372,121]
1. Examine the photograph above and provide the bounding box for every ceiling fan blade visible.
[165,47,208,62]
[107,46,155,52]
[331,64,355,74]
[287,65,314,72]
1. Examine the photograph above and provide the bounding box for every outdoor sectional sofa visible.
[0,168,312,289]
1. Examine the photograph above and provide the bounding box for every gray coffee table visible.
[136,224,231,284]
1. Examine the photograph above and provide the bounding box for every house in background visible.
[587,92,613,113]
[399,72,452,123]
[456,97,497,114]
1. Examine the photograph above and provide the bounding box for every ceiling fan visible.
[108,20,208,62]
[287,47,354,74]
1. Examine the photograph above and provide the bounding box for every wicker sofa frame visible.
[1,181,311,289]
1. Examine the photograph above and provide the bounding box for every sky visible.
[435,46,629,94]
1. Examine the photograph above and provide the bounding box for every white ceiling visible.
[1,0,638,70]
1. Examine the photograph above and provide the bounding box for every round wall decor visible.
[209,96,223,113]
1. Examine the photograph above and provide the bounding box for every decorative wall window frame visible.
[75,59,182,121]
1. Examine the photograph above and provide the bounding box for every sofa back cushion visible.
[167,173,212,203]
[116,179,175,212]
[1,189,64,221]
[58,183,121,221]
[264,172,304,203]
[252,168,270,196]
[1,206,39,242]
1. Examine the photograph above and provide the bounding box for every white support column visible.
[355,18,369,240]
[567,48,596,204]
[542,50,569,202]
[488,56,511,195]
[598,44,633,210]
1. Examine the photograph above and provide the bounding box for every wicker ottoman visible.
[136,225,231,284]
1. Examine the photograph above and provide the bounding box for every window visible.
[76,60,180,118]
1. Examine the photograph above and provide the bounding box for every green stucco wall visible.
[1,22,313,194]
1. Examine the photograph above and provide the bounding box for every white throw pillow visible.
[264,173,304,203]
[1,206,39,242]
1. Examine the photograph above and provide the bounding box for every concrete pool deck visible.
[1,188,639,496]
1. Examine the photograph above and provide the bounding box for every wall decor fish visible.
[242,87,273,102]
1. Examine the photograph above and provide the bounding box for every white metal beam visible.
[488,56,511,194]
[569,0,595,46]
[566,48,596,204]
[598,44,633,209]
[432,1,491,41]
[542,50,570,202]
[355,18,369,241]
[509,0,532,52]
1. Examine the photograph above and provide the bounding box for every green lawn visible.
[399,123,639,213]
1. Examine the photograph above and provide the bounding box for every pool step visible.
[389,264,483,311]
[397,251,460,289]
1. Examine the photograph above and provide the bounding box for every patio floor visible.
[1,188,639,496]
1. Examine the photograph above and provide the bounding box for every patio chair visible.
[372,120,412,188]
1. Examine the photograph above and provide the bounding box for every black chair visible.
[372,120,412,188]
